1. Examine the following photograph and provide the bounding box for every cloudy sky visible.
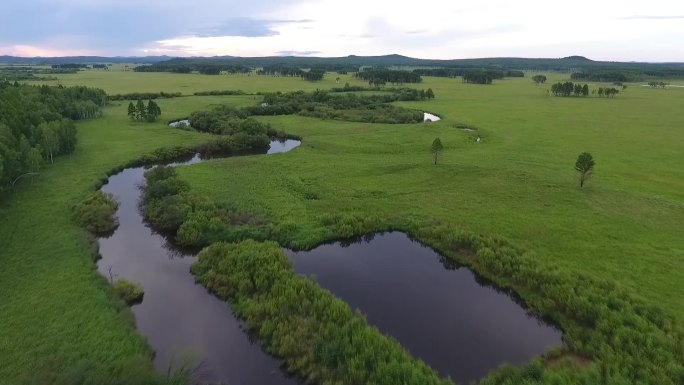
[1,0,683,61]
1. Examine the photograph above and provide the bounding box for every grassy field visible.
[27,67,364,95]
[175,75,684,316]
[0,94,254,382]
[2,71,683,382]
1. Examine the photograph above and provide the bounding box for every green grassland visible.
[0,94,253,383]
[177,76,684,317]
[2,70,683,383]
[27,67,362,95]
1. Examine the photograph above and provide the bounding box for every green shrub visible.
[112,279,144,305]
[72,191,118,235]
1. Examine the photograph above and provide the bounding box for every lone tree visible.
[431,138,443,165]
[532,75,547,85]
[575,152,595,187]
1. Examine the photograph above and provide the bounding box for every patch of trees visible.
[91,64,108,69]
[300,69,325,82]
[192,240,452,385]
[188,105,276,137]
[134,62,250,74]
[462,70,505,84]
[108,91,182,101]
[532,75,547,84]
[648,81,668,88]
[412,68,464,78]
[571,71,628,82]
[597,87,620,98]
[505,70,524,77]
[257,66,304,77]
[51,63,88,69]
[0,82,106,191]
[354,69,422,85]
[127,99,162,122]
[550,82,590,97]
[241,88,430,124]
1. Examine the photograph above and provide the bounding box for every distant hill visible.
[139,54,684,71]
[0,55,171,65]
[2,54,683,77]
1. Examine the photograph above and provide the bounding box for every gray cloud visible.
[0,0,312,53]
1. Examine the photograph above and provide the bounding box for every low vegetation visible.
[192,240,452,385]
[112,279,144,305]
[72,191,119,235]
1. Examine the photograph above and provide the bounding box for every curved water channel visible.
[286,233,562,385]
[98,139,301,385]
[97,138,561,385]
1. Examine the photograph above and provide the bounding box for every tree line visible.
[648,81,668,88]
[462,70,505,84]
[0,82,107,191]
[354,69,422,85]
[550,82,589,97]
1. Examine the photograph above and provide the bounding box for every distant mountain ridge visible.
[1,54,682,71]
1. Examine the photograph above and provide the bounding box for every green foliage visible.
[0,83,104,190]
[551,82,591,97]
[532,74,547,84]
[431,137,443,165]
[146,100,161,122]
[245,89,428,124]
[574,152,595,187]
[109,91,182,101]
[354,68,422,85]
[112,279,144,305]
[192,240,452,385]
[72,191,118,235]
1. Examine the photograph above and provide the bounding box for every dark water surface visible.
[286,232,563,384]
[97,140,300,385]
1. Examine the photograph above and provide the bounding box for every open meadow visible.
[2,68,683,384]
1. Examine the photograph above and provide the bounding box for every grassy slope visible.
[0,95,255,381]
[177,75,684,320]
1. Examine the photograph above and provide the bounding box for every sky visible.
[1,0,683,61]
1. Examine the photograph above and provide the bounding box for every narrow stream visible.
[97,139,301,385]
[286,232,563,384]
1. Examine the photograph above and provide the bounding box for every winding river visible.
[97,139,301,385]
[97,138,561,385]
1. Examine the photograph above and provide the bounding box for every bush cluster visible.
[72,191,118,235]
[112,279,144,305]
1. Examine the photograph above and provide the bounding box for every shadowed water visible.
[97,140,300,385]
[286,232,563,385]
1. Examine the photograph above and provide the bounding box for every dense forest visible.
[0,82,107,191]
[354,69,422,85]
